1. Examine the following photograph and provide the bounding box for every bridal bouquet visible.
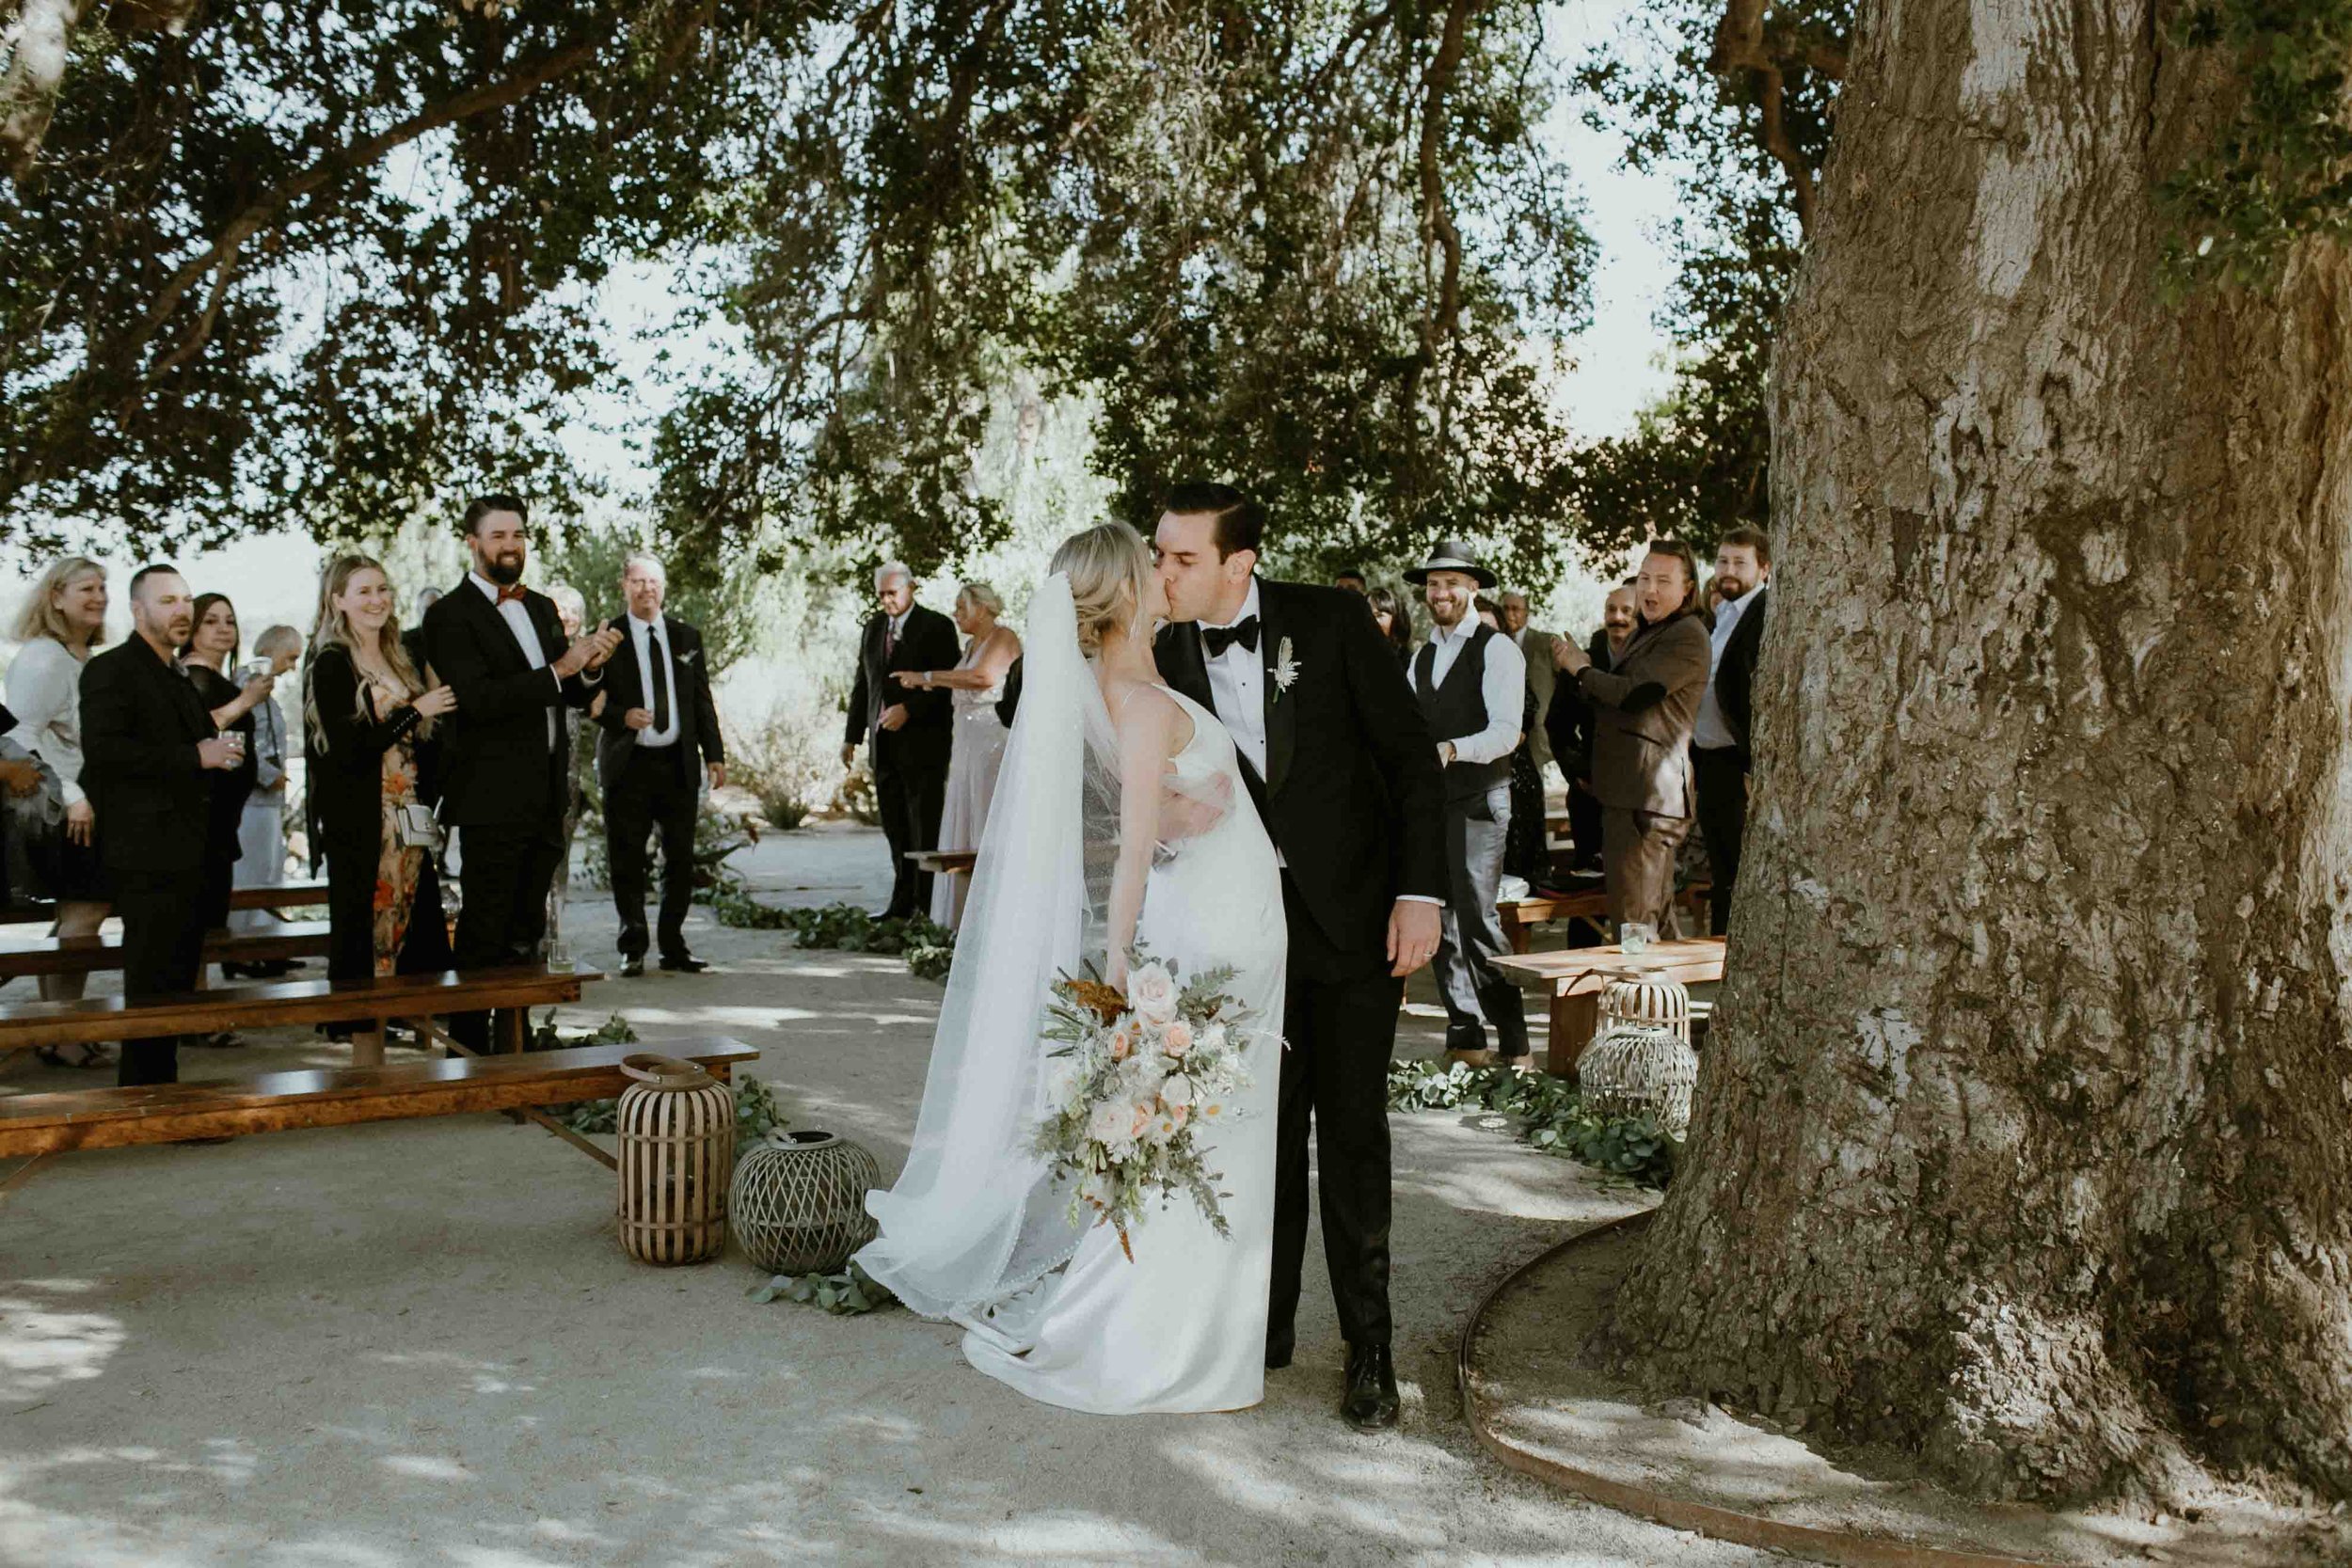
[1032,948,1261,1261]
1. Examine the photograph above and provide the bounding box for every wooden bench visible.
[0,919,332,982]
[0,879,330,925]
[1492,937,1726,1078]
[0,964,598,1069]
[1499,887,1610,955]
[0,1036,756,1196]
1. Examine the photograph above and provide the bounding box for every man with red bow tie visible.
[423,495,622,1049]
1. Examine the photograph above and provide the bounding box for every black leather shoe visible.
[1265,1336,1294,1371]
[658,954,709,974]
[620,956,645,978]
[1341,1342,1399,1431]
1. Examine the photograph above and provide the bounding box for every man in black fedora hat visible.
[1404,539,1531,1069]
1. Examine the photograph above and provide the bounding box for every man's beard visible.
[483,552,525,586]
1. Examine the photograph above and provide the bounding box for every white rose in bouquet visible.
[1125,961,1180,1022]
[1159,1072,1195,1109]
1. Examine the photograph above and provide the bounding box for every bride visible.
[855,520,1288,1415]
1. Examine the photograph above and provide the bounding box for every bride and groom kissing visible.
[856,482,1446,1430]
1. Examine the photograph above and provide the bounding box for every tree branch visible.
[1708,0,1827,233]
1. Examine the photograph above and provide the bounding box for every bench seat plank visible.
[0,920,332,980]
[0,881,329,925]
[0,1037,755,1156]
[0,965,598,1049]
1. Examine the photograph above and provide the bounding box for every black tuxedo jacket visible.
[1711,586,1768,758]
[1157,578,1444,960]
[79,635,216,875]
[1543,626,1620,784]
[845,604,958,773]
[422,579,600,829]
[593,613,724,787]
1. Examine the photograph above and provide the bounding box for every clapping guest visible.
[179,594,275,974]
[545,580,598,946]
[80,566,245,1086]
[224,624,303,966]
[7,558,111,1048]
[305,557,458,1028]
[1555,544,1712,932]
[896,580,1021,929]
[1405,542,1531,1067]
[1366,583,1415,667]
[842,562,958,920]
[1545,581,1637,874]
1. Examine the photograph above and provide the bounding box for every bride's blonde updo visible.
[1051,520,1154,655]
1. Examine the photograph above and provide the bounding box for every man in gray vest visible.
[1406,541,1532,1067]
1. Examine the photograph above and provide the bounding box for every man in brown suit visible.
[1554,541,1713,929]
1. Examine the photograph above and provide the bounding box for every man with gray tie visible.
[596,552,726,976]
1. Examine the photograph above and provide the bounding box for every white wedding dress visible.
[856,576,1287,1416]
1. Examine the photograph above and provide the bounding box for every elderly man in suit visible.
[1555,543,1714,931]
[79,564,245,1085]
[842,562,959,920]
[1496,590,1560,778]
[1692,527,1772,934]
[596,552,726,976]
[423,496,621,1049]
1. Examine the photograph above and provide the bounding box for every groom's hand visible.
[1387,899,1440,977]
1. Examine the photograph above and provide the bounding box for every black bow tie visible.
[1201,616,1261,658]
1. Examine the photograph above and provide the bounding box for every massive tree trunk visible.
[1604,0,2352,1505]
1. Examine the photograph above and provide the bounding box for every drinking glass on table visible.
[1619,921,1656,957]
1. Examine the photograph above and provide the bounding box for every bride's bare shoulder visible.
[1101,678,1194,757]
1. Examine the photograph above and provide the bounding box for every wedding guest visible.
[1545,581,1638,873]
[1557,544,1712,932]
[0,705,51,915]
[402,586,440,678]
[1332,568,1369,594]
[306,557,457,1040]
[1366,583,1415,667]
[1406,541,1531,1067]
[1692,527,1772,934]
[595,552,725,976]
[842,562,958,920]
[545,580,597,945]
[7,556,110,1056]
[1498,590,1560,777]
[80,565,244,1085]
[179,594,275,963]
[1473,595,1502,631]
[224,624,303,963]
[423,496,620,1050]
[897,580,1021,929]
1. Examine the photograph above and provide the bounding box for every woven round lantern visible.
[1597,968,1692,1042]
[1579,1023,1700,1138]
[730,1129,882,1275]
[615,1053,736,1266]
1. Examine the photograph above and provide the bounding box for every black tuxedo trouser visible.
[1269,878,1402,1356]
[875,751,946,919]
[1434,784,1530,1059]
[1692,746,1748,936]
[115,867,205,1086]
[1567,778,1604,871]
[451,821,564,1051]
[607,747,698,960]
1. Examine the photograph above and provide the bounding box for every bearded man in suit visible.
[842,562,959,920]
[1691,527,1772,934]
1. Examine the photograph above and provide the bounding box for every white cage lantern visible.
[1597,968,1692,1042]
[1579,1023,1700,1139]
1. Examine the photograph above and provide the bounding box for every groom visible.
[1154,483,1445,1431]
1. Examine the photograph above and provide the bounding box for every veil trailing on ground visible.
[856,573,1121,1321]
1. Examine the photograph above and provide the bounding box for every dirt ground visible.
[0,822,1780,1568]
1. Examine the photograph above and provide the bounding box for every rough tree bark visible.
[1604,0,2352,1506]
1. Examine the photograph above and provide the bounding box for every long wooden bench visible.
[0,1036,756,1194]
[0,919,332,981]
[0,880,329,925]
[0,964,597,1068]
[1492,937,1726,1078]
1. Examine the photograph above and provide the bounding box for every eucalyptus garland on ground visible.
[1387,1059,1678,1189]
[782,902,956,981]
[557,1071,789,1143]
[747,1261,897,1317]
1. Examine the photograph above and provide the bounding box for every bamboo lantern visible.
[1597,968,1692,1043]
[1579,1023,1700,1138]
[615,1053,736,1265]
[730,1130,882,1275]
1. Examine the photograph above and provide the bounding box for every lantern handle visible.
[619,1053,715,1090]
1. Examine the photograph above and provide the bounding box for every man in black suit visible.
[841,562,958,920]
[423,496,621,1049]
[1690,527,1771,934]
[596,551,726,976]
[1154,483,1445,1433]
[1546,579,1637,873]
[79,564,244,1085]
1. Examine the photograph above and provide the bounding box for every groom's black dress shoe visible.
[1341,1342,1399,1431]
[659,953,710,974]
[620,956,645,978]
[1265,1336,1294,1371]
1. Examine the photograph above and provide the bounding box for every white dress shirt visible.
[627,611,680,749]
[1200,578,1268,780]
[470,572,558,748]
[1692,590,1752,751]
[1420,617,1526,767]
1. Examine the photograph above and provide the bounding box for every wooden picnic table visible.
[1492,937,1725,1078]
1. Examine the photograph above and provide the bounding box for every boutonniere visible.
[678,647,700,665]
[1269,637,1300,700]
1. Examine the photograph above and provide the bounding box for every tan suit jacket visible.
[1576,611,1711,818]
[1515,627,1561,771]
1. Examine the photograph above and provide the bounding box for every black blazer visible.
[1711,586,1768,758]
[183,663,258,863]
[302,644,433,865]
[422,579,600,829]
[593,613,724,786]
[79,635,217,875]
[1543,627,1618,785]
[1157,578,1444,961]
[844,604,958,772]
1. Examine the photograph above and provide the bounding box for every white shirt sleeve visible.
[6,640,87,806]
[1447,633,1527,767]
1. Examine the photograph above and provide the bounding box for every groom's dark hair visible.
[1159,481,1263,560]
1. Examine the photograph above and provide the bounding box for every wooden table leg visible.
[1506,914,1531,957]
[496,1007,526,1054]
[352,1024,385,1069]
[1546,990,1599,1080]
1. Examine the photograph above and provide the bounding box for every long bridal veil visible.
[855,573,1120,1320]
